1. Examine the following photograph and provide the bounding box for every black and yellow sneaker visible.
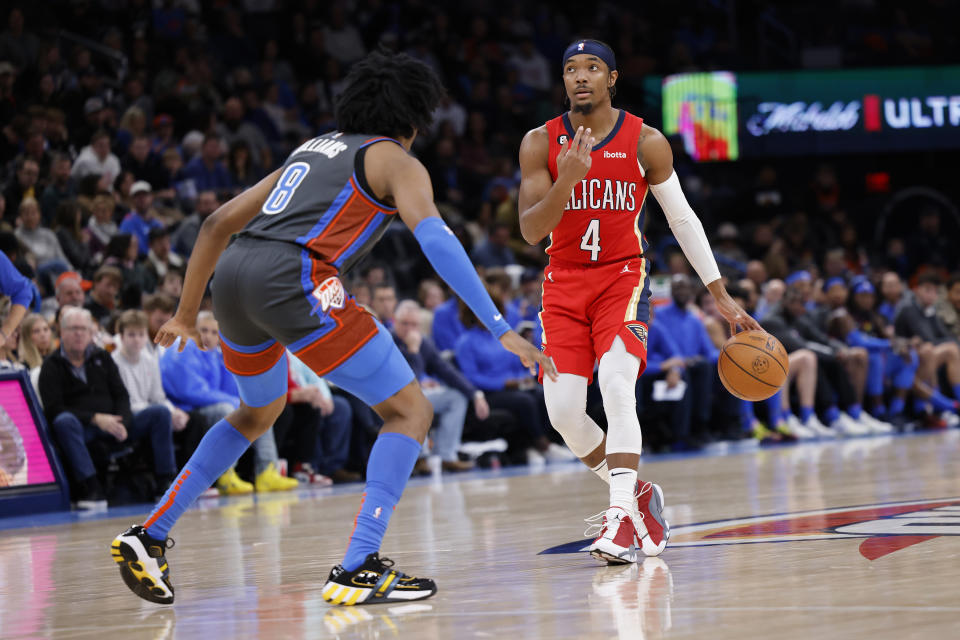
[110,525,175,604]
[322,552,437,605]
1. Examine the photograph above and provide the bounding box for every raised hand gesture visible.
[556,126,596,186]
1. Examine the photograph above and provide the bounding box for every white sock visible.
[609,467,637,517]
[591,459,609,484]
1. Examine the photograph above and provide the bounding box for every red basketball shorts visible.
[538,256,651,384]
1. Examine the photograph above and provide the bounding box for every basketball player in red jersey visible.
[518,39,763,564]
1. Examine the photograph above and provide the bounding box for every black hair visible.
[335,50,445,139]
[105,233,134,260]
[917,272,942,287]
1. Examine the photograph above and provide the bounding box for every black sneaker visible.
[110,525,175,604]
[322,552,437,605]
[76,475,108,511]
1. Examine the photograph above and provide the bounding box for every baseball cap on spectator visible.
[822,277,846,293]
[130,180,152,196]
[84,97,104,115]
[56,271,92,292]
[153,114,173,128]
[785,270,811,286]
[716,223,739,240]
[852,280,875,295]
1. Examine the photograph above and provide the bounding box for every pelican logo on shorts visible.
[311,277,345,314]
[752,356,770,375]
[539,497,960,561]
[625,323,648,347]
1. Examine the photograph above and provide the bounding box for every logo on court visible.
[752,356,770,375]
[311,277,345,314]
[625,323,648,346]
[540,498,960,561]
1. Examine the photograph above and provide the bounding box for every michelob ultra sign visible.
[653,66,960,160]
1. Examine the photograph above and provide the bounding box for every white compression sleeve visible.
[649,171,721,286]
[598,337,643,455]
[543,373,605,458]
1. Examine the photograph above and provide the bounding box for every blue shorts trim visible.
[231,351,290,408]
[324,321,415,406]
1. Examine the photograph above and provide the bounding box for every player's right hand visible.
[499,330,558,382]
[556,125,596,186]
[155,314,204,352]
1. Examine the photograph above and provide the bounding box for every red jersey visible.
[545,110,649,266]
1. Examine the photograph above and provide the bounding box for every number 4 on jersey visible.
[580,218,601,261]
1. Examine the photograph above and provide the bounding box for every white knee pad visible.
[543,373,604,458]
[599,337,643,455]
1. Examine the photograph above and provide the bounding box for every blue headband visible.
[852,280,875,295]
[785,270,811,286]
[562,40,616,72]
[823,277,846,292]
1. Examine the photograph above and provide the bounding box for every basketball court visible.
[2,430,959,639]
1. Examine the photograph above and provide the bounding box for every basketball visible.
[718,330,789,401]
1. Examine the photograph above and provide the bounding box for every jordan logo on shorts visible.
[311,277,346,315]
[625,323,647,347]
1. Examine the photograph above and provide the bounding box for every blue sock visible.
[929,391,958,412]
[342,432,421,571]
[869,403,888,419]
[953,385,960,402]
[889,396,905,417]
[144,419,251,540]
[824,406,840,425]
[799,406,814,423]
[764,393,782,424]
[913,398,930,415]
[847,403,862,420]
[740,400,755,431]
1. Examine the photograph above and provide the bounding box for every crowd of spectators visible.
[1,2,960,508]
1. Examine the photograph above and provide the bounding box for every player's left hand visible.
[714,292,763,336]
[155,314,204,352]
[499,330,558,382]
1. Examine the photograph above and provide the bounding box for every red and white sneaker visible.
[585,506,640,564]
[635,481,669,557]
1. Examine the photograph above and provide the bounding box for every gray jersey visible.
[238,132,401,274]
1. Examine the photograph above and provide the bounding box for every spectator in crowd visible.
[216,97,272,171]
[103,233,152,297]
[15,197,72,291]
[41,270,87,317]
[53,200,92,274]
[158,270,182,301]
[181,134,232,195]
[755,278,785,320]
[160,311,296,493]
[283,352,360,484]
[18,312,54,370]
[939,273,960,340]
[432,293,466,353]
[40,153,75,222]
[0,301,22,370]
[86,193,118,260]
[122,135,166,192]
[145,227,183,289]
[637,305,694,450]
[84,265,122,326]
[39,306,176,509]
[470,222,517,268]
[171,190,218,257]
[3,157,39,223]
[119,181,163,256]
[393,300,483,473]
[455,293,573,464]
[879,271,908,324]
[150,114,176,156]
[143,293,176,355]
[226,140,259,190]
[848,279,917,425]
[894,273,960,423]
[763,287,873,436]
[71,130,121,186]
[371,282,398,328]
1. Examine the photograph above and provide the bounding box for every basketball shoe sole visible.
[322,552,437,606]
[110,525,175,604]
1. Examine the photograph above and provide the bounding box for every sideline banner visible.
[653,66,960,160]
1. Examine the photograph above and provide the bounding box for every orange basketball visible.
[717,330,789,401]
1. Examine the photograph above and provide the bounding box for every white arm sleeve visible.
[649,171,721,286]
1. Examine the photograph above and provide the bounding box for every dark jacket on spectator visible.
[895,300,957,345]
[761,304,840,358]
[392,330,477,398]
[38,346,133,427]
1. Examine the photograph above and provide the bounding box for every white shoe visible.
[858,411,895,434]
[832,412,870,437]
[803,415,837,439]
[585,506,640,564]
[544,442,578,462]
[941,411,960,428]
[526,447,546,467]
[784,414,817,439]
